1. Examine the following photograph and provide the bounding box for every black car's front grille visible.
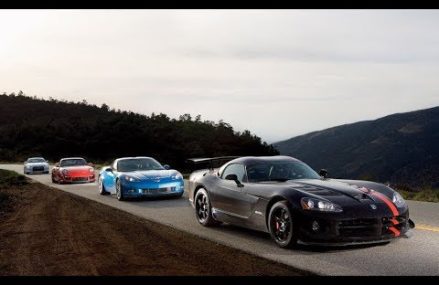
[337,214,408,238]
[338,218,381,237]
[32,166,44,171]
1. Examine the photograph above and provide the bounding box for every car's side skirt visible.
[212,207,268,232]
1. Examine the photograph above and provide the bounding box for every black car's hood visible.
[292,179,372,199]
[274,178,395,208]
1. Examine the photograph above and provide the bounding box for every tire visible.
[116,179,125,201]
[194,188,218,226]
[98,177,108,195]
[268,201,297,248]
[51,174,57,183]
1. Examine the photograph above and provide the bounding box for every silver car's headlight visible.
[301,197,343,212]
[392,192,406,208]
[171,173,183,180]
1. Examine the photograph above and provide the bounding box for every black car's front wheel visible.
[268,201,297,248]
[194,188,217,226]
[116,179,125,201]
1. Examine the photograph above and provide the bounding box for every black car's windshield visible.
[60,159,87,167]
[117,158,164,172]
[27,158,45,163]
[246,160,320,182]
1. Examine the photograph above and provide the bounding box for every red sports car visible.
[52,157,96,184]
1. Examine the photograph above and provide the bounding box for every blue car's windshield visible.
[246,160,320,182]
[117,158,164,172]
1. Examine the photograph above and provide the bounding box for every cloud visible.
[1,10,439,143]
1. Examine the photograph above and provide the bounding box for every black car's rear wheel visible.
[268,201,297,248]
[194,188,217,226]
[116,179,125,201]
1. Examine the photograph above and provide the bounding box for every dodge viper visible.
[98,156,184,201]
[187,155,415,248]
[52,157,96,184]
[24,157,50,174]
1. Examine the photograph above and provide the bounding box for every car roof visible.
[27,157,45,160]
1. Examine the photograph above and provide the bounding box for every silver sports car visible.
[24,157,50,174]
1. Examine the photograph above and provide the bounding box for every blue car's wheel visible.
[116,179,125,201]
[99,177,108,195]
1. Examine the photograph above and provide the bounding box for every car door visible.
[213,163,253,219]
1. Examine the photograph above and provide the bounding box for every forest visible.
[0,92,278,171]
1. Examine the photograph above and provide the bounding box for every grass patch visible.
[399,189,439,203]
[0,169,28,188]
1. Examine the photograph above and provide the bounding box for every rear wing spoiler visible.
[186,156,240,171]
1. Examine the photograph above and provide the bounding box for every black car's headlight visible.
[301,197,343,213]
[392,192,406,208]
[124,176,139,182]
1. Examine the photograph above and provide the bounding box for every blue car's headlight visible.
[124,176,139,182]
[392,192,406,208]
[171,173,183,180]
[301,197,343,212]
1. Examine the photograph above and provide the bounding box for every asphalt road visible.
[1,164,438,276]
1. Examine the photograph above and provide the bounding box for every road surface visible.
[1,164,438,276]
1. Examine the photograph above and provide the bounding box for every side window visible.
[221,164,247,182]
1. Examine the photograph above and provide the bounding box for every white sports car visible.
[24,157,50,174]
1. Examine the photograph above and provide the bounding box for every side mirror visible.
[319,169,328,178]
[104,167,113,173]
[225,174,244,187]
[163,164,170,170]
[55,163,60,167]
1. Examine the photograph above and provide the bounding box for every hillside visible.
[274,106,439,189]
[0,92,278,170]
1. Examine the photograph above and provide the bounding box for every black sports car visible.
[187,155,415,248]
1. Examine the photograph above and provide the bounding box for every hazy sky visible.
[1,10,439,143]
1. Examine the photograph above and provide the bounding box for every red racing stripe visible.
[358,187,399,216]
[388,226,401,237]
[357,186,401,237]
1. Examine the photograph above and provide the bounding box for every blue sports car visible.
[98,156,185,201]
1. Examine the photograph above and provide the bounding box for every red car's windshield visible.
[60,159,87,167]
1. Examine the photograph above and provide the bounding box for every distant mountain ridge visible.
[274,106,439,188]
